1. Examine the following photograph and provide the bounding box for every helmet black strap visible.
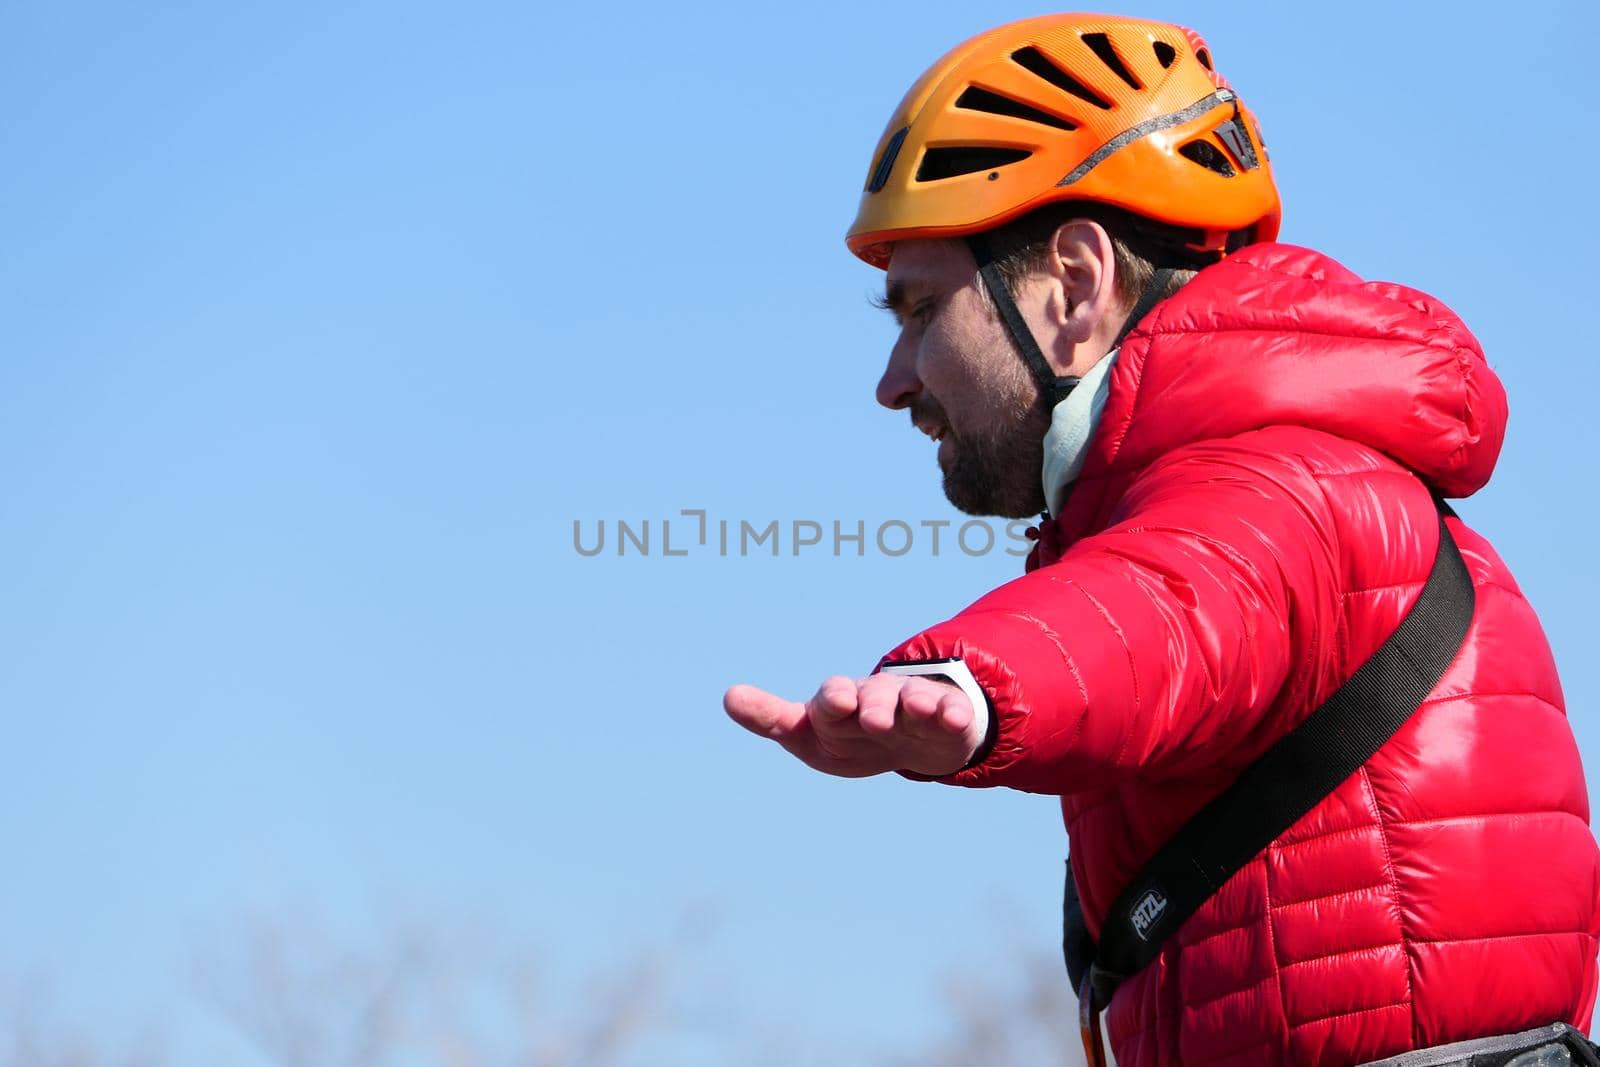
[967,233,1079,409]
[1111,266,1180,351]
[968,235,1183,411]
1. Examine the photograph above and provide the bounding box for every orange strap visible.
[1079,970,1107,1067]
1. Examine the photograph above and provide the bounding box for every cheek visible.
[921,312,1030,427]
[918,317,987,400]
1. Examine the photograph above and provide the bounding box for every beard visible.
[914,395,1049,519]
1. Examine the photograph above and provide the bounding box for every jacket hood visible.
[1079,244,1507,499]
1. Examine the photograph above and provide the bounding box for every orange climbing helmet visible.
[846,13,1282,268]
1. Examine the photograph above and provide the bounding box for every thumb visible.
[724,684,810,742]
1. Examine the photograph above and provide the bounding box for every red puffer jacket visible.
[879,244,1600,1065]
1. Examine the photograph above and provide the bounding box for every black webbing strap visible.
[1083,500,1475,1008]
[1111,266,1178,352]
[967,232,1080,409]
[967,236,1184,412]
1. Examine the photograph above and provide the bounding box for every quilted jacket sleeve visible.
[878,437,1352,795]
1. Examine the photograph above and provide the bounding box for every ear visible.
[1041,219,1119,347]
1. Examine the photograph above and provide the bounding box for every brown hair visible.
[981,202,1219,310]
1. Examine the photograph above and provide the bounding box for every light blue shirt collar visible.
[1041,349,1118,517]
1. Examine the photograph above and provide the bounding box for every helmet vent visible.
[916,146,1032,182]
[1010,46,1113,110]
[1080,33,1141,90]
[1179,138,1235,177]
[1152,41,1177,69]
[1195,48,1214,71]
[955,86,1078,131]
[867,126,909,193]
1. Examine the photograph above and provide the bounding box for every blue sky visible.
[2,0,1596,1061]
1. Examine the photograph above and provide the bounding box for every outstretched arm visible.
[724,437,1367,794]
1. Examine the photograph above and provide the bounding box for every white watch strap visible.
[878,657,990,744]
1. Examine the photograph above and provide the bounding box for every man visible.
[725,13,1600,1065]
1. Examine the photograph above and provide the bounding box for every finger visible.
[809,676,859,723]
[724,684,809,742]
[855,673,904,735]
[936,688,975,734]
[898,678,946,727]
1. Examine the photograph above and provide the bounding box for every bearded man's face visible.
[874,239,1050,519]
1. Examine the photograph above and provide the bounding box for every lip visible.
[915,421,948,443]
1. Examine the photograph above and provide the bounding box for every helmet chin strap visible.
[967,232,1079,410]
[966,232,1182,413]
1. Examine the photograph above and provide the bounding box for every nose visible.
[875,332,921,411]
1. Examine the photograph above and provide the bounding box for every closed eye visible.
[868,286,938,328]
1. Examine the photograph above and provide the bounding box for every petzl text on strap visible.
[1083,501,1475,1008]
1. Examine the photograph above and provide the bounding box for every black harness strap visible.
[1077,500,1475,1008]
